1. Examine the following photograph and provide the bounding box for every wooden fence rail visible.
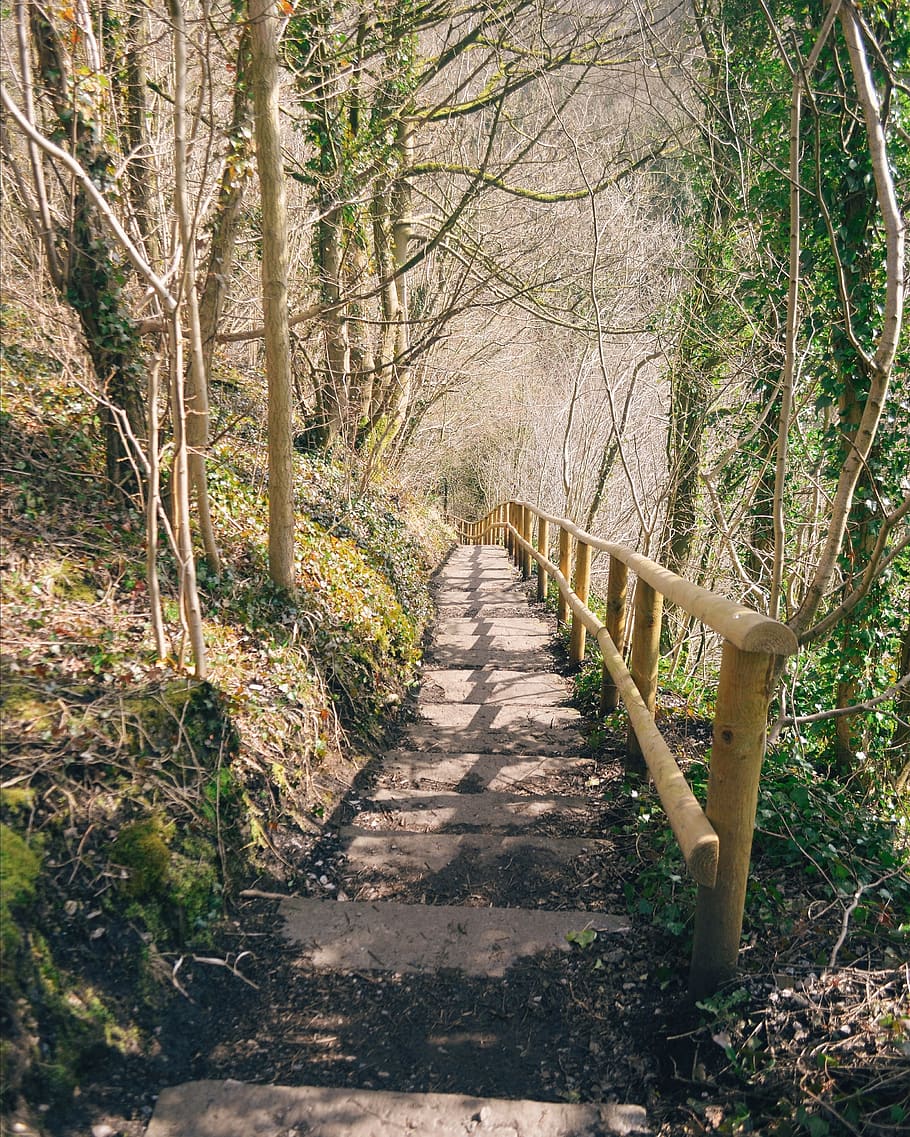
[456,504,798,998]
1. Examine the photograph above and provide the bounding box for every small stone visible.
[91,1125,117,1137]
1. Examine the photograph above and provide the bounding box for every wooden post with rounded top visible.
[627,579,663,773]
[537,516,549,601]
[569,539,592,665]
[689,643,775,999]
[521,505,533,580]
[557,526,571,625]
[507,503,516,560]
[601,555,628,714]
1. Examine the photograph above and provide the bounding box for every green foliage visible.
[0,825,41,980]
[203,448,443,732]
[622,743,909,960]
[680,0,910,778]
[750,750,910,950]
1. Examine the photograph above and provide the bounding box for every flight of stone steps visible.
[146,545,648,1136]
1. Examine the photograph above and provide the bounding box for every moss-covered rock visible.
[0,824,41,983]
[111,816,174,899]
[110,816,220,946]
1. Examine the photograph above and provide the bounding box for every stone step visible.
[438,567,517,584]
[338,829,605,875]
[404,703,583,755]
[147,1081,648,1137]
[425,642,556,670]
[435,588,534,606]
[278,895,628,976]
[416,702,580,730]
[354,790,598,834]
[420,668,569,706]
[434,616,552,636]
[380,750,594,793]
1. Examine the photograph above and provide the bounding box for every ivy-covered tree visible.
[666,0,908,772]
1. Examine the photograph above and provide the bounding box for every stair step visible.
[420,668,569,706]
[439,570,518,586]
[434,616,552,635]
[434,588,534,608]
[425,643,556,669]
[416,702,580,729]
[354,790,599,834]
[339,829,604,873]
[380,750,594,793]
[147,1081,648,1137]
[279,895,628,976]
[404,703,583,755]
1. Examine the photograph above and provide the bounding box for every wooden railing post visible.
[689,643,775,999]
[569,539,591,665]
[627,579,663,774]
[507,503,516,560]
[521,505,532,580]
[536,515,549,602]
[600,555,628,714]
[557,526,571,625]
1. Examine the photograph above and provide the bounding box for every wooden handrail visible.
[514,502,798,656]
[460,501,798,998]
[521,534,720,888]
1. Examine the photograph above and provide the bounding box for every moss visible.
[111,818,220,945]
[169,842,219,936]
[0,824,41,981]
[0,786,36,816]
[0,681,55,729]
[1,826,43,1109]
[18,936,121,1109]
[111,817,173,898]
[49,560,96,603]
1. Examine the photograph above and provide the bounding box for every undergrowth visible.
[571,648,910,1136]
[0,319,452,1120]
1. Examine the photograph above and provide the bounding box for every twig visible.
[827,867,909,971]
[778,673,910,728]
[191,951,259,989]
[239,887,292,901]
[171,956,192,1001]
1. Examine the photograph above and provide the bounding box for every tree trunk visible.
[104,0,161,268]
[249,0,295,590]
[31,3,146,496]
[198,28,253,379]
[169,0,221,573]
[316,206,349,445]
[893,623,910,788]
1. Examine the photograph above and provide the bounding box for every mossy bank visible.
[1,344,453,1126]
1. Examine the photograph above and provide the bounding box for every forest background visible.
[0,0,908,1132]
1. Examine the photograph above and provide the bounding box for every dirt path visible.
[144,545,654,1135]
